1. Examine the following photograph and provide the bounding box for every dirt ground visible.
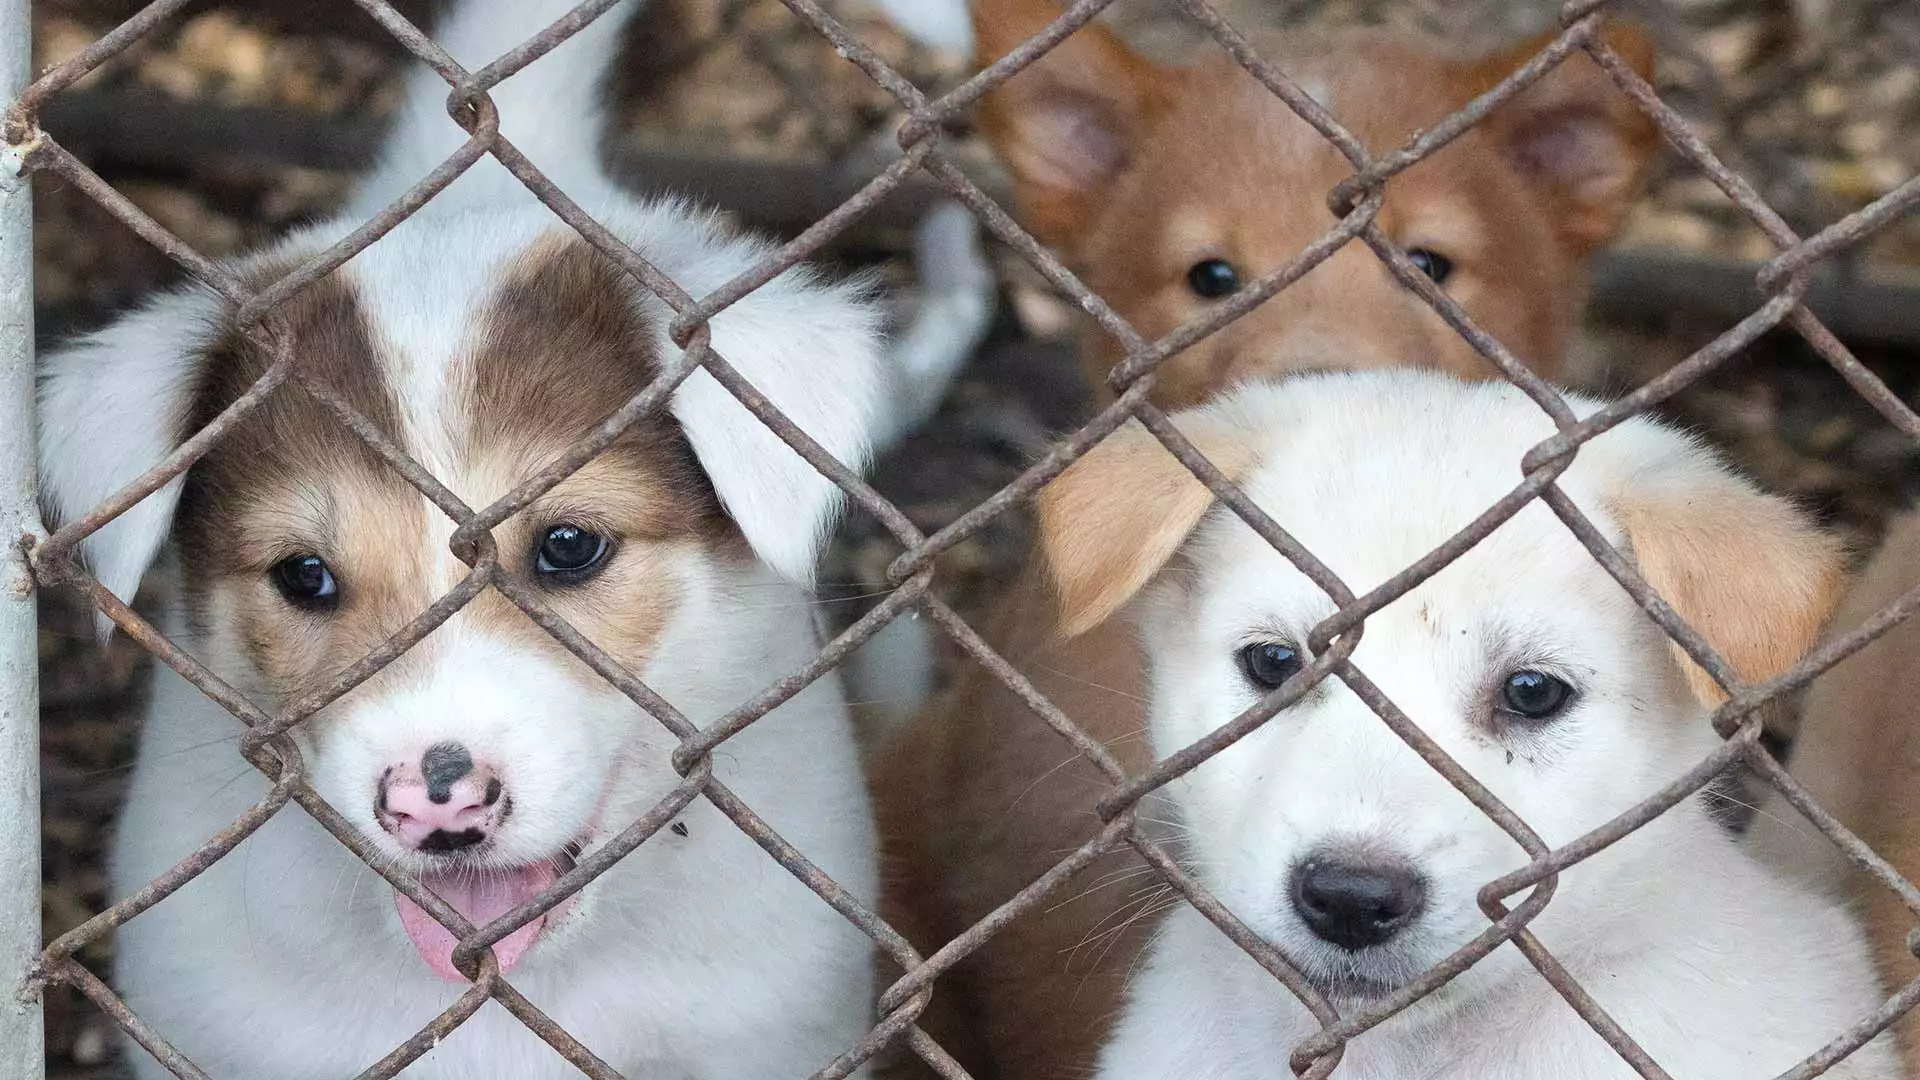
[20,0,1920,1073]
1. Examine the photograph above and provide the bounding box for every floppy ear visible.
[663,256,886,586]
[1462,22,1660,257]
[1598,425,1845,708]
[37,291,222,635]
[1037,411,1258,637]
[970,0,1166,248]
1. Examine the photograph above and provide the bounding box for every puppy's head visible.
[972,0,1659,406]
[38,202,886,979]
[1038,372,1840,1001]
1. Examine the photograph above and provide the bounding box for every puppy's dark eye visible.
[535,524,611,581]
[1238,641,1303,690]
[271,555,339,611]
[1407,248,1454,285]
[1499,669,1573,721]
[1187,258,1241,299]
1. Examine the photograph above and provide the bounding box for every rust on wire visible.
[8,0,1920,1076]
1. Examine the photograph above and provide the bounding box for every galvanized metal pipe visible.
[0,0,45,1073]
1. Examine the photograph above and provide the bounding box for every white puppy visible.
[1032,371,1898,1080]
[36,0,988,1075]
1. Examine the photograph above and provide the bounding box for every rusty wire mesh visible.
[8,0,1920,1077]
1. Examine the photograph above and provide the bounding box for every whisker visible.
[1030,662,1151,705]
[1005,749,1108,816]
[54,730,248,784]
[1702,785,1808,840]
[1046,866,1162,914]
[1063,885,1174,960]
[1070,896,1183,1002]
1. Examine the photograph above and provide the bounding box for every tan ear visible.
[1608,446,1845,708]
[1037,414,1258,638]
[1461,22,1660,256]
[970,0,1166,247]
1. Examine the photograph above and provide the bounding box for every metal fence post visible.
[0,0,44,1074]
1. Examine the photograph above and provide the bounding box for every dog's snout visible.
[376,743,507,854]
[1290,854,1425,951]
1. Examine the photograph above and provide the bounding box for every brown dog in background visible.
[872,2,1662,1077]
[966,0,1658,408]
[1751,510,1920,1070]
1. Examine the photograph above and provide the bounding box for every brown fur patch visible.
[873,573,1161,1080]
[1763,511,1920,1068]
[175,263,439,701]
[1038,413,1259,637]
[1460,26,1661,256]
[460,237,731,543]
[464,239,705,507]
[1613,478,1844,708]
[457,237,738,680]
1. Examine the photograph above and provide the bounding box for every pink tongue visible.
[395,865,558,983]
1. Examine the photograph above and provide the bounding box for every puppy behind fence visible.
[3,0,1920,1078]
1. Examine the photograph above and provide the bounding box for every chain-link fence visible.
[6,0,1920,1077]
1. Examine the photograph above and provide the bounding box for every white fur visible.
[1092,372,1899,1080]
[873,200,995,451]
[35,289,224,623]
[346,0,626,217]
[866,0,976,60]
[27,0,987,1073]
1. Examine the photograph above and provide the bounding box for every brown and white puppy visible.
[34,0,970,1075]
[868,3,1664,1076]
[1751,509,1920,1071]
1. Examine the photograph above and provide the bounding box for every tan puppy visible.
[970,0,1659,407]
[873,5,1665,1077]
[1752,509,1920,1070]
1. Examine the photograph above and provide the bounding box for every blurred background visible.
[23,0,1920,1073]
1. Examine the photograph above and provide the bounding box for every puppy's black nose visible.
[1291,855,1425,951]
[420,741,474,804]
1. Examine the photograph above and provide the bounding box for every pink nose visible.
[376,742,506,853]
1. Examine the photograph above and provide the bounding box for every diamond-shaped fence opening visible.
[5,0,1920,1078]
